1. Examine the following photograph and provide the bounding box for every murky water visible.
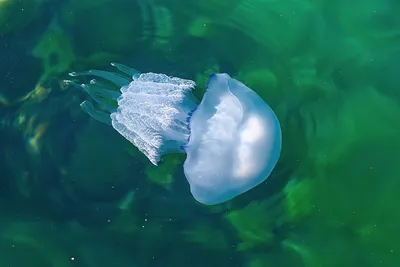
[0,0,399,266]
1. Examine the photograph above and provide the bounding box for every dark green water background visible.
[0,0,399,266]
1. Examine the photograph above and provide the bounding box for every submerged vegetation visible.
[0,0,399,266]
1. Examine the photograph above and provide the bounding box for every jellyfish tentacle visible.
[70,69,130,87]
[81,85,117,113]
[80,101,112,125]
[82,83,120,101]
[111,62,141,79]
[64,80,119,113]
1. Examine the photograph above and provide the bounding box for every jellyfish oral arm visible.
[66,64,198,165]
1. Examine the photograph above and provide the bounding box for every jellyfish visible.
[65,63,281,205]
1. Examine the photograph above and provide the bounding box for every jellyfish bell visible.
[184,73,281,205]
[65,63,281,205]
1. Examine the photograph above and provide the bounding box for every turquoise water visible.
[1,0,399,266]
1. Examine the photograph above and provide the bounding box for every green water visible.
[0,0,399,266]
